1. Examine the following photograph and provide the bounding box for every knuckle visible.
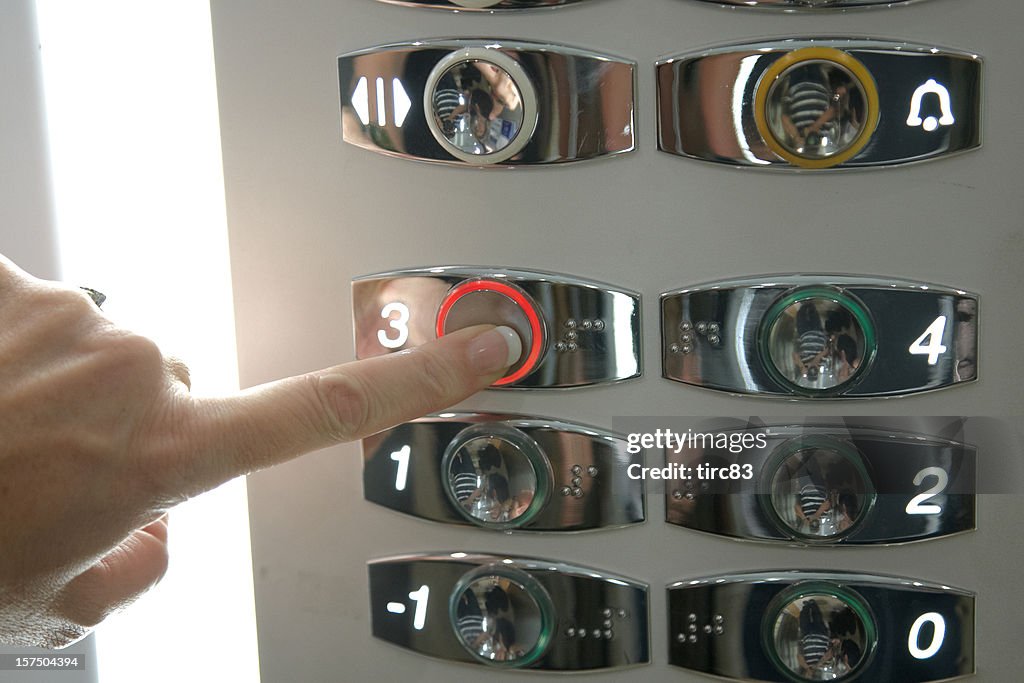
[312,372,371,442]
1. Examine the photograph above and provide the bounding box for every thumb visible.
[165,324,521,497]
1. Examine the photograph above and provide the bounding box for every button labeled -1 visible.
[657,39,981,169]
[669,570,974,682]
[362,412,645,532]
[369,553,649,671]
[354,266,641,388]
[661,275,977,398]
[339,40,634,166]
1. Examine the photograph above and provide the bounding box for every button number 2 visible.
[378,302,411,349]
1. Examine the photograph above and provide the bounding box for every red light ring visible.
[435,279,545,386]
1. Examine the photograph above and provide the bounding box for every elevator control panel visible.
[363,412,644,532]
[369,553,650,671]
[657,39,981,169]
[354,267,642,388]
[376,0,590,9]
[339,40,634,166]
[661,275,977,398]
[669,571,974,682]
[665,425,975,544]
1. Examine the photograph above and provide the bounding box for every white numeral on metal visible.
[908,316,948,365]
[409,585,430,631]
[908,612,946,659]
[378,302,411,349]
[906,467,949,515]
[390,445,411,491]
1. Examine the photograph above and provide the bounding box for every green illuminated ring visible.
[758,286,877,397]
[757,434,876,544]
[762,581,878,683]
[448,564,555,669]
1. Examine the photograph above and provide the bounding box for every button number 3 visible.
[378,302,411,349]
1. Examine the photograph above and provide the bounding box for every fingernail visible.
[468,326,522,375]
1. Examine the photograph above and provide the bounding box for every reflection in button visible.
[765,295,869,391]
[443,424,549,529]
[765,59,869,161]
[769,590,873,681]
[431,59,525,157]
[766,442,872,540]
[452,572,549,665]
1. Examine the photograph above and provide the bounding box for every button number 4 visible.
[908,316,948,365]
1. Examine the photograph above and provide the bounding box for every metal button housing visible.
[668,570,974,682]
[657,39,981,170]
[354,267,641,389]
[340,40,635,166]
[661,275,977,398]
[363,412,645,532]
[369,553,649,671]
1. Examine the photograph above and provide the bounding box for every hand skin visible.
[0,254,517,648]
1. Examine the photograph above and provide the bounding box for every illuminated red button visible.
[436,279,546,386]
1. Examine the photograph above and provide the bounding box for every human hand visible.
[0,254,519,648]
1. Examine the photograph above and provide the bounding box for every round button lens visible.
[430,59,526,157]
[442,424,550,530]
[766,441,872,541]
[765,60,868,160]
[763,292,872,392]
[436,278,546,386]
[451,569,552,667]
[769,589,874,681]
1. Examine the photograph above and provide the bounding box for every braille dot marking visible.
[704,625,713,634]
[708,322,720,334]
[566,319,577,329]
[688,614,697,623]
[572,488,584,498]
[593,320,605,331]
[567,342,578,353]
[565,330,578,341]
[560,486,572,496]
[571,477,582,487]
[688,634,697,644]
[669,343,681,354]
[708,334,721,346]
[680,321,692,332]
[581,320,593,331]
[696,321,708,334]
[603,630,613,639]
[587,465,598,477]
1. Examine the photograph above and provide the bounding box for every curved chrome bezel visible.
[363,412,646,532]
[656,38,982,170]
[340,39,635,167]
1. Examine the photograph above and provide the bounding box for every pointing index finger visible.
[170,324,520,496]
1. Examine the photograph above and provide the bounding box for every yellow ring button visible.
[754,47,879,169]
